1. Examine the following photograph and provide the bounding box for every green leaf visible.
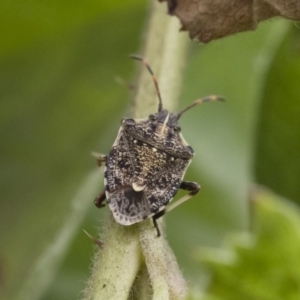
[196,188,300,300]
[254,26,300,203]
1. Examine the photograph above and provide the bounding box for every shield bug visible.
[94,55,224,237]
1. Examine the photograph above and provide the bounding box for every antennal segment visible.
[130,54,163,112]
[177,95,225,120]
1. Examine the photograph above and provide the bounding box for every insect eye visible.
[149,114,156,120]
[174,126,181,132]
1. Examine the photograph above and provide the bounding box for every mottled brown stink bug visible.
[94,55,224,237]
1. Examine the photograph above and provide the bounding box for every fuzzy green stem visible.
[132,1,188,117]
[82,215,142,299]
[82,1,189,299]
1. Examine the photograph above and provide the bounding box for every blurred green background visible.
[1,1,300,299]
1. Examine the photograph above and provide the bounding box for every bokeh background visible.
[1,1,300,299]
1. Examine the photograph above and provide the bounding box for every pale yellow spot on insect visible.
[132,182,146,192]
[156,113,170,137]
[134,140,137,143]
[152,147,157,152]
[162,113,170,131]
[171,157,174,161]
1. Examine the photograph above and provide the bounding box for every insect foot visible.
[94,55,224,237]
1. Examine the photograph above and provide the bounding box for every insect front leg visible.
[96,154,107,167]
[91,152,107,167]
[166,181,201,213]
[94,191,106,208]
[152,210,165,237]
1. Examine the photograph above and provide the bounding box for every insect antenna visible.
[130,54,163,112]
[177,95,225,120]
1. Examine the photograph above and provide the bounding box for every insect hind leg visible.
[166,181,201,213]
[152,210,165,237]
[94,190,106,208]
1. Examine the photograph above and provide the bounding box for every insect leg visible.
[180,181,201,195]
[166,181,201,213]
[94,191,106,208]
[91,152,107,167]
[152,210,165,237]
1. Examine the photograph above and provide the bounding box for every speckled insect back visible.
[94,55,224,237]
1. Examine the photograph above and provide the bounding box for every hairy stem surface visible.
[82,1,189,299]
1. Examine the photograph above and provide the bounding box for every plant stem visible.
[82,1,189,299]
[132,0,188,117]
[82,215,142,300]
